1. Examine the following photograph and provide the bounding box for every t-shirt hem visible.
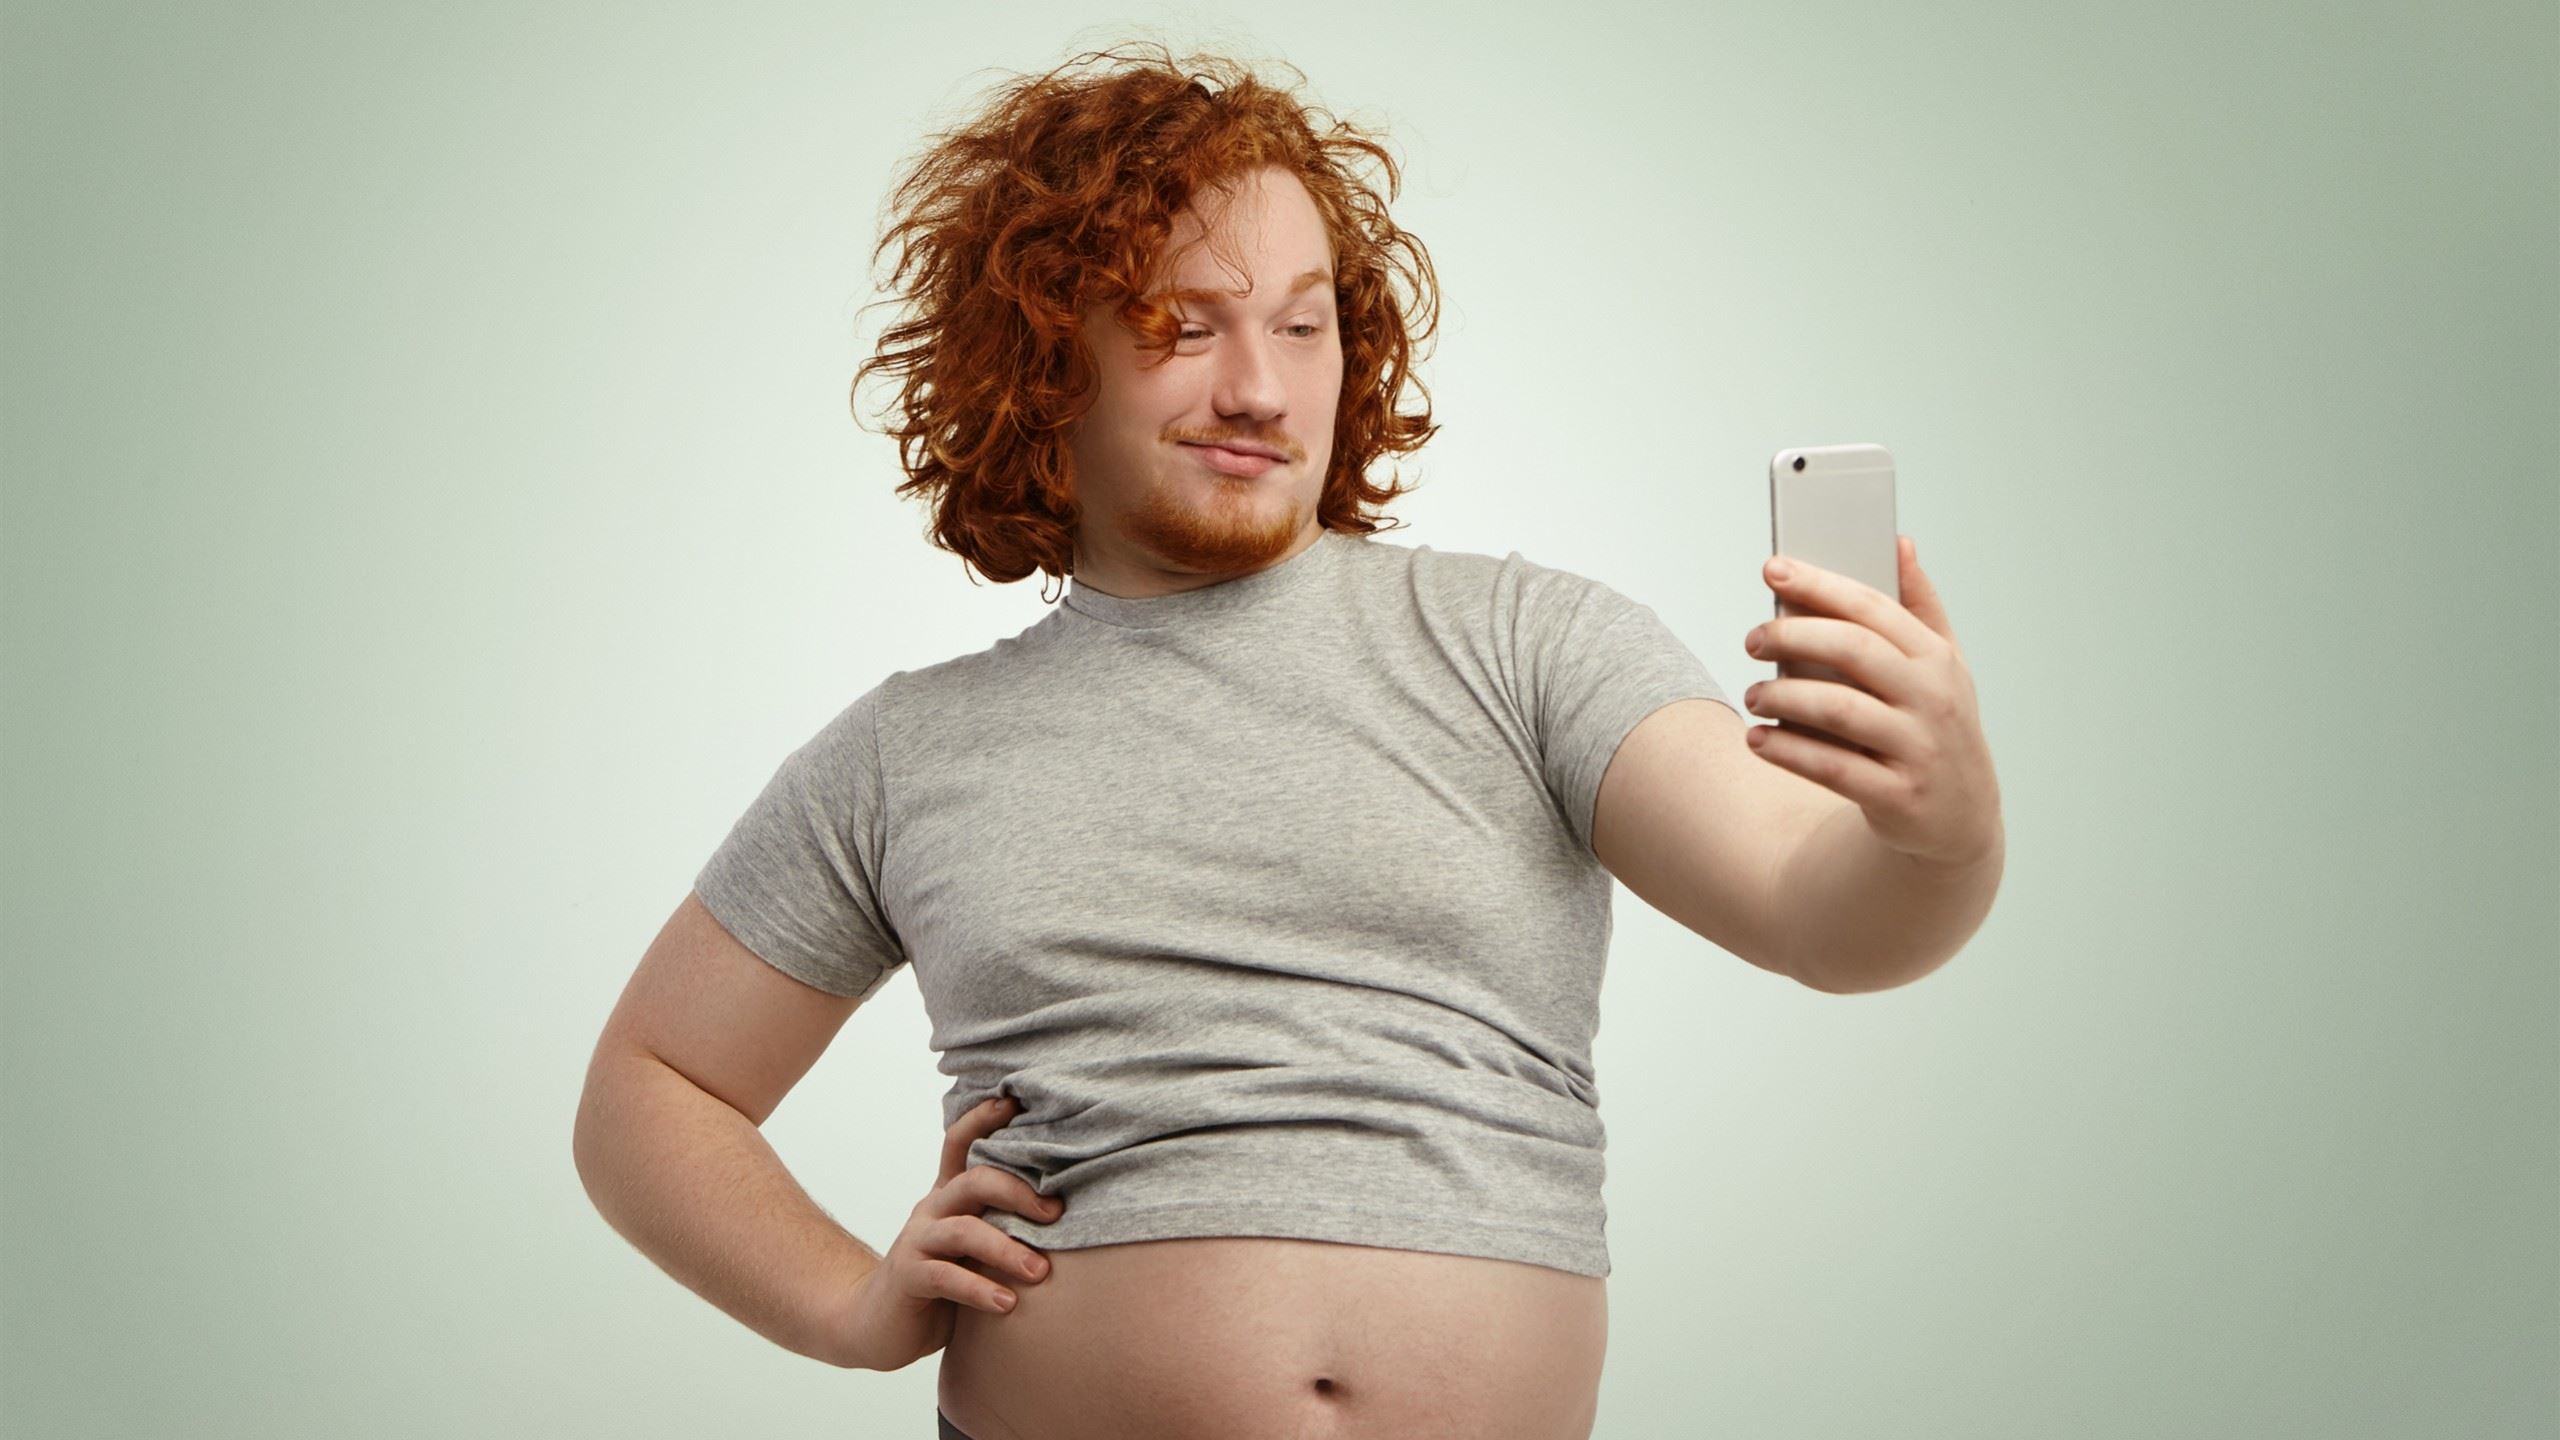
[982,1196,1609,1279]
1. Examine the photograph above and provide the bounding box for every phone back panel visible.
[1768,443,1899,750]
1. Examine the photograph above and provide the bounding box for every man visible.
[577,41,2003,1440]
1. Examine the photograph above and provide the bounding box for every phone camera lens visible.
[1791,456,1806,472]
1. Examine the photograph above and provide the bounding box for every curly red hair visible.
[851,41,1443,600]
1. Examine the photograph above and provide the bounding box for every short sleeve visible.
[692,681,908,1001]
[1502,552,1738,856]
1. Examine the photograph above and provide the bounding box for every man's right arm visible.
[571,892,876,1367]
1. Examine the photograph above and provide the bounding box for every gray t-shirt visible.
[693,529,1734,1278]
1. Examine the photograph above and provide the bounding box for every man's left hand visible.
[1739,535,2003,869]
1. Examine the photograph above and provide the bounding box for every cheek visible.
[1117,366,1194,420]
[1311,366,1346,432]
[1305,341,1345,398]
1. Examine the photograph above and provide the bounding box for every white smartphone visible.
[1768,443,1899,755]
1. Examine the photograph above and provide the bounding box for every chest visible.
[881,654,1603,1011]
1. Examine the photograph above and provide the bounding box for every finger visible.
[1741,676,1917,760]
[920,1256,1019,1314]
[1894,534,1960,648]
[1745,717,1899,809]
[931,1161,1060,1229]
[985,1165,1064,1223]
[942,1213,1053,1286]
[949,1164,1064,1229]
[1765,552,1937,658]
[1747,615,1918,707]
[939,1096,1015,1185]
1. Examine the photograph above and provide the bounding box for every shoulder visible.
[1379,536,1601,604]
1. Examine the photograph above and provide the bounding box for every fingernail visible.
[1768,558,1792,581]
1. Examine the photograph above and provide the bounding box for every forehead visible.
[1148,166,1334,302]
[1156,266,1334,308]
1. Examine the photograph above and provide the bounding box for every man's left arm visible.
[1744,536,2006,994]
[1774,797,2004,994]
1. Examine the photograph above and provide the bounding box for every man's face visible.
[1065,163,1344,598]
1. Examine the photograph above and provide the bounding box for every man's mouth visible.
[1184,442,1283,477]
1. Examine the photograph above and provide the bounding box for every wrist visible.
[804,1251,884,1370]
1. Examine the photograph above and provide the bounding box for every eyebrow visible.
[1156,267,1335,307]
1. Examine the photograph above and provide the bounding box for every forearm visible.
[1776,802,2004,994]
[573,1051,881,1367]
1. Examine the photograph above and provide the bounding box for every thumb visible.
[940,1096,1014,1182]
[1898,534,1957,646]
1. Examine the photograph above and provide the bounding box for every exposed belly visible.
[936,1235,1608,1440]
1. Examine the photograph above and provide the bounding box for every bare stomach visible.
[935,1235,1608,1440]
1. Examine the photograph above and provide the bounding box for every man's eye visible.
[1176,323,1324,341]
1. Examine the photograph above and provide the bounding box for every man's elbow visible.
[1788,943,1960,996]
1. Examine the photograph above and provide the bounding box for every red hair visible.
[850,41,1443,600]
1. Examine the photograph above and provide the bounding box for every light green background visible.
[4,3,2552,1436]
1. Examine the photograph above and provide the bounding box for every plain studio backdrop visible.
[3,3,2552,1436]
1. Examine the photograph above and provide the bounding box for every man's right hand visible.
[826,1095,1065,1372]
